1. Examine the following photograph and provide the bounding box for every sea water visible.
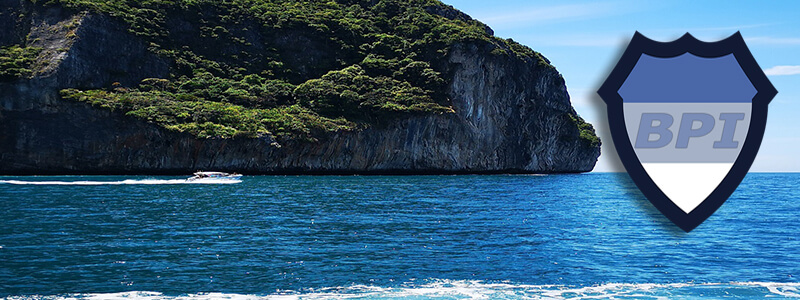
[1,173,799,299]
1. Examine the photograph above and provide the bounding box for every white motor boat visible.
[187,171,243,182]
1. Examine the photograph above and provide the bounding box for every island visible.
[0,0,600,174]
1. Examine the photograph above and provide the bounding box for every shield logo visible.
[598,32,777,232]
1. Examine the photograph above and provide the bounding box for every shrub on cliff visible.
[0,46,42,82]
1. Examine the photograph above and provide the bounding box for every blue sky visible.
[441,0,800,172]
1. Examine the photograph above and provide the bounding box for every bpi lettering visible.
[635,113,745,149]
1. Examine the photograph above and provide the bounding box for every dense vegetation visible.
[25,0,553,141]
[570,114,600,148]
[0,45,42,81]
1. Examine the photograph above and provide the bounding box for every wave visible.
[5,280,800,299]
[0,178,241,185]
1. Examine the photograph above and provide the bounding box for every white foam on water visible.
[8,280,800,300]
[85,292,263,300]
[736,282,800,297]
[0,178,241,185]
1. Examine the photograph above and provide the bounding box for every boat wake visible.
[0,178,241,185]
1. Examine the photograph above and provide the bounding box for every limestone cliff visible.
[0,1,600,174]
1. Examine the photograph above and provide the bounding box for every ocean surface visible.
[1,173,799,299]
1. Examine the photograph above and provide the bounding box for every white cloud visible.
[745,36,800,45]
[763,65,800,76]
[525,34,631,47]
[476,2,639,28]
[685,23,774,32]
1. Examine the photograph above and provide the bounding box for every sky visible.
[441,0,800,172]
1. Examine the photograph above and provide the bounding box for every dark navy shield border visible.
[598,32,777,232]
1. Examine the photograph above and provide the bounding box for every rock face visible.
[0,2,600,174]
